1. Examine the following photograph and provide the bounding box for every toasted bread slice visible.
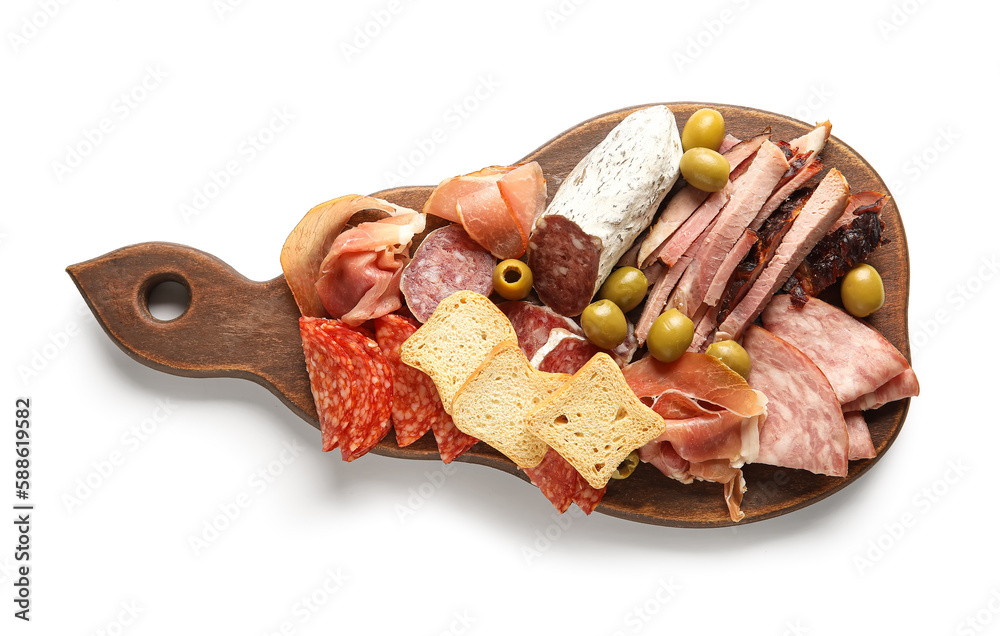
[399,291,518,412]
[526,353,666,489]
[451,342,568,468]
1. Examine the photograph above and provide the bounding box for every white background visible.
[2,1,997,634]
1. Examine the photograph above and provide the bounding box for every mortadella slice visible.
[761,295,919,408]
[845,411,876,461]
[742,325,848,477]
[527,106,683,316]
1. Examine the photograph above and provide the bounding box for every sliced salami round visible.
[430,416,478,464]
[572,477,607,515]
[374,314,448,447]
[299,317,357,452]
[400,224,496,322]
[522,448,577,513]
[321,321,394,462]
[498,301,582,360]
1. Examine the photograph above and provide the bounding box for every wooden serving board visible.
[66,103,912,528]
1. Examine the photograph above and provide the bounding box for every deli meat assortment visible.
[282,105,919,522]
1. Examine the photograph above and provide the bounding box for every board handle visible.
[66,242,318,425]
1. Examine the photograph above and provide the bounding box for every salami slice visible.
[320,321,394,462]
[299,317,357,452]
[374,314,448,447]
[523,448,606,514]
[399,225,496,322]
[498,301,582,360]
[430,416,478,464]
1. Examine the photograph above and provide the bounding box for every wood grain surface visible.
[66,102,912,528]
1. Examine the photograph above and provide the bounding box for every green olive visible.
[492,259,533,300]
[597,267,648,313]
[682,108,726,152]
[646,308,694,363]
[705,339,752,379]
[679,148,729,193]
[581,300,628,350]
[841,263,885,317]
[611,451,640,480]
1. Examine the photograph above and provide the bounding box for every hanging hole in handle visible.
[145,277,191,322]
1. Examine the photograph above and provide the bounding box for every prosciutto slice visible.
[315,212,426,326]
[281,195,418,318]
[424,162,546,259]
[845,411,876,461]
[761,295,919,408]
[669,141,790,316]
[716,169,850,341]
[742,325,848,477]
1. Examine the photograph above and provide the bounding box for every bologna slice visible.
[399,225,496,323]
[761,295,918,408]
[742,325,848,477]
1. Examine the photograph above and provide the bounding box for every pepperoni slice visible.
[300,317,357,452]
[523,448,606,514]
[320,321,394,462]
[374,314,445,446]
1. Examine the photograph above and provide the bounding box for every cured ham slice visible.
[742,325,848,477]
[750,122,831,230]
[639,131,769,269]
[761,295,918,408]
[716,169,850,341]
[315,212,426,326]
[281,195,419,318]
[623,353,767,466]
[637,442,693,484]
[654,181,733,268]
[845,411,876,461]
[703,226,759,309]
[669,141,790,317]
[424,162,546,259]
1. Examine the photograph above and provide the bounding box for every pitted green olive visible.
[679,148,729,193]
[646,308,694,363]
[492,259,533,300]
[611,451,640,480]
[581,300,628,350]
[682,108,726,152]
[598,267,648,313]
